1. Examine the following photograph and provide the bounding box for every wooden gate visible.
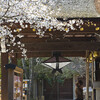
[43,79,73,100]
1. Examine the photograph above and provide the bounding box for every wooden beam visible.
[5,18,100,36]
[57,17,100,22]
[8,42,100,54]
[15,51,86,58]
[20,42,100,52]
[20,37,96,43]
[13,29,100,36]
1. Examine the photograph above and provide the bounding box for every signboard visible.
[5,64,23,100]
[95,0,100,14]
[14,74,22,100]
[14,67,23,100]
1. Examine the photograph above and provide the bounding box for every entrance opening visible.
[16,57,91,100]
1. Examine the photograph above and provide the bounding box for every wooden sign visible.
[95,0,100,14]
[5,64,23,100]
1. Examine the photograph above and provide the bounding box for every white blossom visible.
[0,0,98,56]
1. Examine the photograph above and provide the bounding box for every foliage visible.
[66,57,86,75]
[17,58,30,79]
[31,63,76,85]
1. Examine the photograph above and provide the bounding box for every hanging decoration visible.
[87,51,99,63]
[42,52,71,74]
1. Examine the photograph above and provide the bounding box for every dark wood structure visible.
[44,79,73,100]
[94,57,100,81]
[4,64,23,100]
[3,18,100,58]
[1,17,100,100]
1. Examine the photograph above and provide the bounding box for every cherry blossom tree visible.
[0,0,98,56]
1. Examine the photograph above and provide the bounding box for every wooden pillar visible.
[8,53,17,100]
[8,69,14,100]
[92,56,94,100]
[1,53,8,100]
[86,51,89,100]
[1,53,18,100]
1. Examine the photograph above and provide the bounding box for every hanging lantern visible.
[42,52,71,74]
[93,51,98,58]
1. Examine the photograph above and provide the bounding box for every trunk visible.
[22,58,27,79]
[28,58,33,100]
[29,58,37,100]
[30,58,36,99]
